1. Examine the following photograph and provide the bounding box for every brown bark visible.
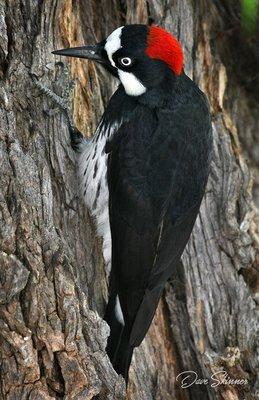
[0,1,258,400]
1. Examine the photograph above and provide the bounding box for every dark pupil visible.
[122,58,130,65]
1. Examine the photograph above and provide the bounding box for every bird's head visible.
[52,25,184,97]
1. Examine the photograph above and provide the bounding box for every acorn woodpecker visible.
[53,25,212,383]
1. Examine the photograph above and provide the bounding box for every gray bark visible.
[0,1,258,400]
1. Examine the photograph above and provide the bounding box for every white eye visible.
[119,57,132,67]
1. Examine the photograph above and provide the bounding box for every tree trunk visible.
[0,1,258,400]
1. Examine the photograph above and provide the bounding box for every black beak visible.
[52,44,106,64]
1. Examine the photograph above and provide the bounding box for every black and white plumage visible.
[78,117,121,271]
[53,24,212,383]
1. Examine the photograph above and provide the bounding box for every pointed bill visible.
[52,44,106,63]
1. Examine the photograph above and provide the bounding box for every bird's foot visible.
[31,73,88,151]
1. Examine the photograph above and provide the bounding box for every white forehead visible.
[104,26,124,67]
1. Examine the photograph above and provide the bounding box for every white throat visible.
[118,70,147,96]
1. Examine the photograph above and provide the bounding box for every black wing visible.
[107,95,212,348]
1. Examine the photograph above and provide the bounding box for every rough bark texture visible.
[0,1,258,400]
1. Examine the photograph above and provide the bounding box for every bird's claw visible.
[31,73,88,151]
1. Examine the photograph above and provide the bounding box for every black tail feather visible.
[104,295,124,361]
[112,328,133,385]
[104,296,133,385]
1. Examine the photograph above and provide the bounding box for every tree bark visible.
[0,1,258,400]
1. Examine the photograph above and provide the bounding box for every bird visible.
[52,24,213,384]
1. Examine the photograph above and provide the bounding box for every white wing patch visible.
[115,295,124,324]
[118,70,147,96]
[104,26,123,67]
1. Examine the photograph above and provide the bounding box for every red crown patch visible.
[146,26,184,75]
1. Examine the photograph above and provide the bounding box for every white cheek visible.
[118,70,147,96]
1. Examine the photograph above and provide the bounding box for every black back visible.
[104,71,212,377]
